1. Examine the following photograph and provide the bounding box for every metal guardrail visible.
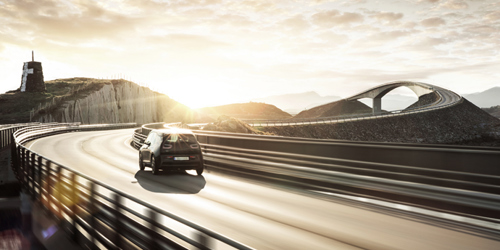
[9,123,252,250]
[0,123,46,150]
[133,126,500,222]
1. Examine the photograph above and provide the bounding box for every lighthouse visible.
[20,51,45,92]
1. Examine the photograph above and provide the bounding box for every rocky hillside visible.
[0,78,200,124]
[202,115,267,134]
[197,102,292,120]
[262,99,500,146]
[483,105,500,119]
[294,99,372,119]
[403,92,440,111]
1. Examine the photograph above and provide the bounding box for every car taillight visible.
[163,144,172,149]
[166,156,174,159]
[189,156,196,159]
[190,144,199,149]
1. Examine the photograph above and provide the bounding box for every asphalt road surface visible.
[27,129,500,249]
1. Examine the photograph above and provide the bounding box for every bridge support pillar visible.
[373,97,382,115]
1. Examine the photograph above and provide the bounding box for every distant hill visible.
[0,78,199,124]
[483,105,500,118]
[294,99,372,119]
[463,87,500,108]
[197,102,292,120]
[251,92,341,115]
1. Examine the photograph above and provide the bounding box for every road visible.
[27,129,500,249]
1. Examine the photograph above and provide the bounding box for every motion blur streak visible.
[26,129,500,249]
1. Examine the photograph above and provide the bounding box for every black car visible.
[139,129,204,175]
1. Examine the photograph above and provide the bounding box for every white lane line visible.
[29,139,39,150]
[124,138,136,150]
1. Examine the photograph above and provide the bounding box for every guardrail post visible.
[37,156,43,199]
[11,134,17,173]
[44,161,52,211]
[70,173,78,243]
[196,232,212,250]
[112,193,123,249]
[1,129,4,148]
[30,153,36,199]
[88,182,98,250]
[55,166,63,220]
[20,148,26,188]
[148,209,159,249]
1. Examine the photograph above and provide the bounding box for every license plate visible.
[174,157,189,161]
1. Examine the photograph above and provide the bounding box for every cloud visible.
[440,0,468,10]
[0,0,143,45]
[372,12,404,23]
[279,15,311,33]
[147,34,229,52]
[418,0,468,10]
[484,11,500,21]
[421,17,446,27]
[463,25,499,38]
[312,10,364,27]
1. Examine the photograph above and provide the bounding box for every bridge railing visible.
[0,123,45,150]
[11,123,253,250]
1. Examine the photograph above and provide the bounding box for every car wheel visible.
[139,153,145,171]
[196,163,204,175]
[151,156,158,175]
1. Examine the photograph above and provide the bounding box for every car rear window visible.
[164,134,197,143]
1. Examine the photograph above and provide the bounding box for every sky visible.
[0,0,499,108]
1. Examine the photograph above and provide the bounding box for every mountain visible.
[251,92,341,115]
[463,87,500,108]
[483,105,500,118]
[196,102,292,120]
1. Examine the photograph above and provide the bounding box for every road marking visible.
[124,138,135,149]
[29,139,39,150]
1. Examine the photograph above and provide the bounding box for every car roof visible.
[152,128,194,136]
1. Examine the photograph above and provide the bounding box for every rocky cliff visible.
[36,79,196,124]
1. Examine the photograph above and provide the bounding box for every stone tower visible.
[20,51,45,92]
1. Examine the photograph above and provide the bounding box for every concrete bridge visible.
[346,81,438,114]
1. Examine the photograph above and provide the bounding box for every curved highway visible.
[26,129,500,249]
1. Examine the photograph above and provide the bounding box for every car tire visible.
[139,153,145,171]
[151,156,158,175]
[196,164,204,175]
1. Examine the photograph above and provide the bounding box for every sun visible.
[152,76,236,109]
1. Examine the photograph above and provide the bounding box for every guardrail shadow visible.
[134,170,206,194]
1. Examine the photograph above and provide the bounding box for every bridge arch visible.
[346,81,435,114]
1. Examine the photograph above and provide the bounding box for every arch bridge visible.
[346,81,442,115]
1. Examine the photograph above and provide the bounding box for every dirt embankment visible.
[403,92,440,111]
[261,99,500,146]
[202,115,270,134]
[293,99,372,119]
[197,102,291,120]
